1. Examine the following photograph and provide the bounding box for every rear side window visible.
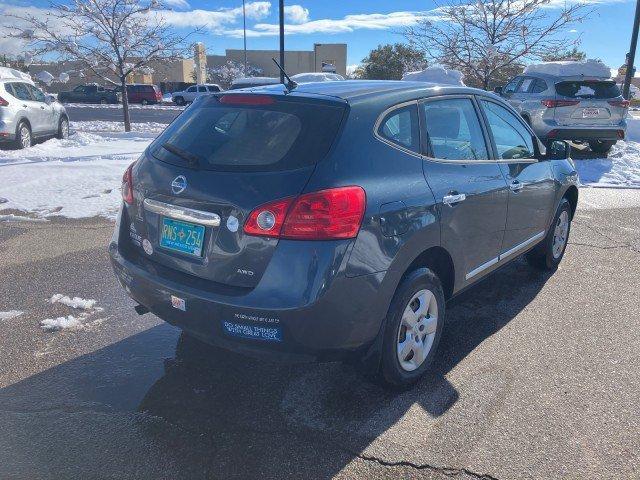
[504,78,521,94]
[480,100,535,160]
[517,78,534,93]
[421,98,489,161]
[150,96,346,172]
[198,86,207,92]
[207,86,219,92]
[555,81,620,99]
[8,83,32,101]
[377,105,420,153]
[531,79,547,93]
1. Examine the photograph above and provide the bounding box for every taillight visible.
[541,99,580,108]
[219,94,275,106]
[0,96,8,107]
[608,99,630,108]
[243,186,366,240]
[121,162,135,205]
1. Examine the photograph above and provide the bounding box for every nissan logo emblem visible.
[171,175,187,195]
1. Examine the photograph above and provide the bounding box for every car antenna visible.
[272,58,297,92]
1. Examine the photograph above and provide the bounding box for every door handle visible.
[510,181,524,193]
[22,104,28,108]
[443,193,466,206]
[40,106,45,109]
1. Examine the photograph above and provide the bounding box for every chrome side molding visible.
[143,199,221,227]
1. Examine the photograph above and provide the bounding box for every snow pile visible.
[40,315,83,332]
[0,310,23,320]
[0,67,33,84]
[50,294,96,310]
[402,67,465,86]
[524,60,611,78]
[575,141,640,188]
[71,121,166,134]
[290,72,345,83]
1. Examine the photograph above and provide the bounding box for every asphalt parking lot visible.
[0,189,639,480]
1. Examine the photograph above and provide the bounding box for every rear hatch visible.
[553,78,627,126]
[125,92,347,288]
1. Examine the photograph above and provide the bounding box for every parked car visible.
[110,81,578,387]
[290,72,345,83]
[495,73,628,154]
[58,84,121,104]
[0,77,69,149]
[229,77,279,90]
[121,84,163,105]
[171,84,221,105]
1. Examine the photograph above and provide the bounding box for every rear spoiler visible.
[554,77,614,84]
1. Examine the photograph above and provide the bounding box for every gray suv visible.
[110,81,579,387]
[496,73,628,154]
[0,79,69,149]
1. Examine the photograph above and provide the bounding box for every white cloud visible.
[158,1,271,31]
[224,10,437,38]
[284,5,310,24]
[163,0,190,10]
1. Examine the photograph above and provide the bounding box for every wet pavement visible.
[0,194,639,479]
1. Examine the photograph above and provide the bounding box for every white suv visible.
[0,69,69,149]
[171,84,221,106]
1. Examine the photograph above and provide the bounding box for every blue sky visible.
[1,0,636,72]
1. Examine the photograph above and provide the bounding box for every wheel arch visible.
[403,246,455,301]
[15,117,32,133]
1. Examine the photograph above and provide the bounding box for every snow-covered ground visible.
[61,102,182,111]
[1,114,640,221]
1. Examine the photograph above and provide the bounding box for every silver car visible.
[0,79,69,149]
[496,73,628,154]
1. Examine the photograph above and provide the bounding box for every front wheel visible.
[14,121,32,149]
[589,140,615,155]
[56,117,69,139]
[526,198,572,270]
[379,268,445,388]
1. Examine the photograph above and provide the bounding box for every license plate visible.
[222,321,283,342]
[160,217,205,257]
[582,108,600,118]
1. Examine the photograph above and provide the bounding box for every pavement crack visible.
[354,453,500,479]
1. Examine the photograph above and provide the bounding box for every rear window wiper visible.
[161,142,200,168]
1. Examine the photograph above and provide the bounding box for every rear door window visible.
[480,100,535,160]
[517,78,534,93]
[198,86,207,93]
[531,79,548,93]
[421,98,489,161]
[377,104,420,153]
[207,86,219,92]
[150,95,346,172]
[10,83,33,101]
[555,81,620,99]
[503,78,521,94]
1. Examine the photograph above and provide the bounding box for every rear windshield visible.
[555,81,620,99]
[150,95,346,171]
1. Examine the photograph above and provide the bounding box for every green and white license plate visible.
[160,217,205,257]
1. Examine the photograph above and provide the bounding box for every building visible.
[207,44,347,77]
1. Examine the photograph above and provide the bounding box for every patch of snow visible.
[575,141,640,188]
[402,67,465,86]
[0,310,23,320]
[61,102,182,111]
[50,294,96,310]
[0,67,33,84]
[524,60,611,78]
[290,72,345,83]
[71,121,166,134]
[40,315,83,331]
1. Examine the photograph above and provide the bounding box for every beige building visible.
[208,43,347,77]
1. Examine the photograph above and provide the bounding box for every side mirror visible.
[45,95,54,105]
[545,140,571,160]
[494,86,503,95]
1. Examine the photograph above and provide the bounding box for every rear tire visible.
[141,99,148,106]
[174,96,185,106]
[526,198,572,271]
[56,116,69,140]
[589,140,615,155]
[14,121,32,149]
[379,268,445,389]
[100,98,107,105]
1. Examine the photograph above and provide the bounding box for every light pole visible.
[623,0,640,99]
[242,0,247,75]
[279,0,285,83]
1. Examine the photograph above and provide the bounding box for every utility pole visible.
[623,0,640,99]
[279,0,285,83]
[242,0,247,76]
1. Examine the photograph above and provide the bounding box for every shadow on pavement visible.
[0,258,551,478]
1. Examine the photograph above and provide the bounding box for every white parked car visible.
[0,67,69,149]
[290,72,345,83]
[171,84,222,106]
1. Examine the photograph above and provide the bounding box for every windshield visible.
[150,96,346,172]
[555,80,620,99]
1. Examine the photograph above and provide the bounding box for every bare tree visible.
[404,0,588,89]
[9,0,198,131]
[208,60,263,89]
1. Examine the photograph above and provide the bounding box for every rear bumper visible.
[108,213,388,362]
[534,119,627,141]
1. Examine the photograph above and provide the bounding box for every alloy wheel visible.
[552,210,569,259]
[396,288,438,372]
[20,125,31,148]
[61,119,69,139]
